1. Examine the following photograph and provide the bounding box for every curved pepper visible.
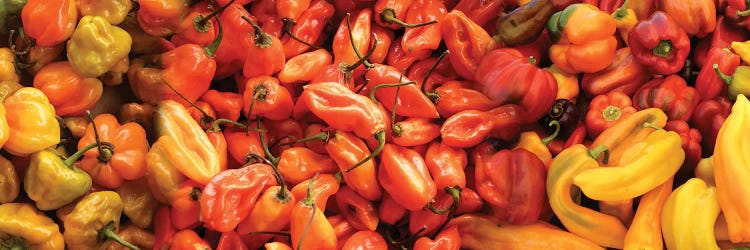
[25,144,93,211]
[378,143,437,211]
[633,75,700,121]
[365,64,440,119]
[325,130,382,201]
[628,11,690,75]
[278,49,332,84]
[441,10,495,81]
[67,15,132,77]
[611,0,637,45]
[0,203,64,250]
[277,147,338,185]
[400,0,446,57]
[3,87,60,156]
[662,178,721,250]
[547,3,618,73]
[493,0,554,47]
[425,141,467,189]
[623,178,671,250]
[290,175,337,250]
[713,64,750,101]
[33,61,103,116]
[20,0,77,46]
[59,191,138,250]
[696,47,740,101]
[281,0,335,58]
[115,178,159,230]
[714,94,750,243]
[547,144,628,249]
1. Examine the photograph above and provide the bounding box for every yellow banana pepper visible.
[714,93,750,243]
[573,129,684,201]
[612,0,637,46]
[59,191,139,250]
[623,178,672,250]
[67,15,132,78]
[0,203,65,250]
[77,0,132,25]
[695,156,715,186]
[0,156,18,204]
[547,144,628,249]
[0,48,19,83]
[661,178,720,250]
[3,87,60,156]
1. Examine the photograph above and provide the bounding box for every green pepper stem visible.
[652,40,673,58]
[161,79,214,126]
[713,63,734,85]
[256,118,279,166]
[245,84,268,120]
[345,131,386,173]
[738,8,750,17]
[426,186,462,215]
[642,122,664,130]
[282,18,321,50]
[8,28,32,56]
[86,110,114,163]
[368,81,416,103]
[379,8,438,28]
[208,118,247,132]
[602,105,623,122]
[194,0,235,31]
[588,145,610,164]
[421,50,450,98]
[390,73,406,137]
[528,56,537,65]
[203,9,224,57]
[280,131,330,146]
[64,143,99,167]
[241,16,273,48]
[541,120,561,145]
[297,193,317,250]
[613,0,630,19]
[301,173,319,206]
[100,222,140,250]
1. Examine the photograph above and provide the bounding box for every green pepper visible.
[59,191,139,250]
[714,65,750,101]
[24,143,95,211]
[0,0,27,34]
[66,15,132,78]
[493,0,554,46]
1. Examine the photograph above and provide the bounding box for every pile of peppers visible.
[1,0,750,249]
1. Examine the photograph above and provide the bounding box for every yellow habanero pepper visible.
[3,87,60,156]
[25,143,96,210]
[547,144,628,249]
[513,121,559,163]
[150,100,220,185]
[67,15,132,78]
[115,178,159,229]
[0,156,18,204]
[77,0,132,25]
[714,94,750,243]
[0,48,19,83]
[59,191,139,250]
[662,178,720,250]
[0,203,65,250]
[0,80,22,102]
[104,225,154,250]
[611,0,637,46]
[695,156,715,186]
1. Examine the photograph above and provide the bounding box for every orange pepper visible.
[3,87,60,156]
[547,4,618,74]
[623,178,672,250]
[21,0,78,46]
[277,147,338,186]
[33,61,103,116]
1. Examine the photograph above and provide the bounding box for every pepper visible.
[4,87,60,156]
[217,231,247,250]
[547,4,617,73]
[413,226,460,250]
[713,64,750,101]
[425,141,467,190]
[446,214,604,250]
[341,230,387,250]
[135,0,188,37]
[201,163,277,232]
[0,49,19,83]
[0,203,64,250]
[104,225,154,250]
[440,105,523,148]
[540,99,579,138]
[118,103,156,141]
[152,100,221,185]
[731,40,750,64]
[325,130,382,201]
[32,61,103,116]
[335,186,379,231]
[547,144,628,248]
[611,0,637,45]
[169,230,211,250]
[290,174,340,211]
[242,17,286,78]
[432,80,500,118]
[21,0,77,46]
[493,0,554,47]
[277,147,338,185]
[474,48,558,124]
[662,178,721,249]
[400,0,446,57]
[544,64,579,103]
[243,76,294,121]
[691,97,731,156]
[714,94,750,243]
[585,91,637,139]
[25,142,95,210]
[332,9,372,76]
[696,47,741,101]
[290,175,337,250]
[633,75,700,121]
[378,143,437,211]
[0,156,18,204]
[170,3,221,48]
[581,47,650,97]
[265,242,293,250]
[213,4,253,78]
[441,10,495,81]
[67,15,132,78]
[281,0,334,58]
[278,49,332,84]
[199,90,242,122]
[386,40,430,73]
[168,180,201,230]
[664,120,703,184]
[623,178,671,250]
[695,156,715,186]
[452,0,504,29]
[114,178,159,230]
[512,123,558,164]
[656,0,716,37]
[236,185,295,249]
[77,0,131,25]
[58,191,138,250]
[410,187,460,236]
[224,125,264,165]
[628,11,690,75]
[379,194,407,225]
[153,207,176,249]
[408,54,458,95]
[365,64,439,119]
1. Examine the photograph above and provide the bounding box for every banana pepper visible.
[714,94,750,243]
[67,15,132,78]
[662,178,720,250]
[59,191,139,250]
[0,48,19,83]
[0,203,64,250]
[0,155,18,204]
[4,87,60,156]
[611,0,636,46]
[25,142,95,210]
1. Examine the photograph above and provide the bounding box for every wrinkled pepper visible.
[20,0,77,46]
[281,0,335,58]
[547,3,618,73]
[400,0,446,57]
[3,87,59,156]
[0,48,19,83]
[25,143,94,210]
[633,75,700,121]
[441,10,495,81]
[378,143,437,211]
[440,105,523,148]
[59,191,138,250]
[662,178,721,249]
[0,203,64,250]
[364,64,439,119]
[628,11,690,75]
[586,91,637,139]
[236,185,295,249]
[0,156,18,204]
[67,15,132,78]
[432,80,500,120]
[493,0,554,47]
[413,226,460,250]
[77,0,131,25]
[33,61,103,116]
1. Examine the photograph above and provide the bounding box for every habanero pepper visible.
[290,174,340,211]
[341,230,388,250]
[408,54,459,95]
[547,3,618,73]
[696,47,741,101]
[633,75,700,121]
[115,178,159,230]
[168,180,202,230]
[441,10,495,81]
[452,0,504,29]
[33,61,103,116]
[432,80,501,118]
[21,0,77,46]
[440,104,523,148]
[369,25,395,65]
[413,226,460,250]
[585,91,637,139]
[243,76,294,121]
[236,185,295,250]
[409,187,461,236]
[242,16,286,78]
[217,231,247,250]
[278,49,333,84]
[628,11,690,75]
[581,47,651,97]
[135,0,188,37]
[277,146,338,185]
[425,141,467,189]
[58,191,138,250]
[400,0,446,57]
[365,64,439,119]
[0,203,65,250]
[332,9,372,75]
[379,193,408,225]
[378,143,437,211]
[223,125,265,165]
[656,0,716,38]
[77,0,132,25]
[25,144,93,211]
[213,4,253,78]
[200,90,243,122]
[170,4,220,48]
[323,130,382,201]
[0,156,18,204]
[4,87,60,157]
[153,206,176,250]
[281,0,335,58]
[335,186,379,231]
[169,230,211,250]
[67,15,132,78]
[290,175,337,250]
[691,97,731,156]
[0,48,19,83]
[386,38,430,72]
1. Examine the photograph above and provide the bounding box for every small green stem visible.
[64,143,99,167]
[99,222,140,250]
[208,118,247,132]
[602,105,623,121]
[242,16,273,48]
[541,120,560,145]
[528,56,537,65]
[345,131,386,173]
[256,118,279,166]
[161,79,214,126]
[280,131,330,146]
[642,122,663,130]
[421,50,449,96]
[713,63,734,84]
[379,8,438,28]
[368,81,416,103]
[613,0,629,19]
[588,145,610,164]
[652,40,673,58]
[282,18,321,50]
[738,8,750,17]
[203,9,224,57]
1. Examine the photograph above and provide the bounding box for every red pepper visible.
[386,39,431,72]
[341,230,388,250]
[378,144,437,211]
[424,141,467,190]
[440,104,523,148]
[433,80,500,118]
[690,97,731,156]
[452,0,504,29]
[407,56,458,95]
[242,17,286,78]
[186,101,216,130]
[278,49,333,85]
[456,187,484,215]
[169,180,202,230]
[391,118,440,147]
[217,231,248,250]
[281,0,335,58]
[334,186,379,231]
[664,120,702,185]
[365,64,440,119]
[585,91,637,139]
[171,3,222,47]
[332,9,372,73]
[696,47,741,101]
[276,0,311,22]
[400,0,447,57]
[379,194,408,225]
[628,11,691,75]
[214,4,253,78]
[200,163,278,232]
[290,174,340,211]
[474,48,558,124]
[441,10,495,81]
[223,125,265,165]
[21,0,77,46]
[581,47,651,97]
[200,90,243,122]
[711,16,749,52]
[170,230,211,250]
[370,26,395,64]
[243,76,294,121]
[154,206,176,250]
[656,0,716,37]
[277,147,338,185]
[264,119,304,154]
[633,75,700,121]
[290,175,338,250]
[327,215,356,250]
[413,226,461,250]
[409,187,461,236]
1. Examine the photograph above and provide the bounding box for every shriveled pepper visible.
[493,0,554,47]
[628,11,690,75]
[33,61,103,116]
[656,0,716,37]
[67,15,132,78]
[633,75,700,121]
[441,10,495,81]
[581,47,651,97]
[547,3,618,73]
[662,178,721,249]
[712,63,750,100]
[378,143,437,211]
[59,191,139,250]
[0,156,18,204]
[21,0,77,46]
[623,178,671,250]
[696,47,741,101]
[0,203,64,250]
[4,87,60,156]
[585,91,637,139]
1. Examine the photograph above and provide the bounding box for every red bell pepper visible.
[664,120,702,185]
[581,47,651,97]
[696,47,741,101]
[585,91,637,139]
[628,11,690,75]
[633,75,700,121]
[690,97,732,156]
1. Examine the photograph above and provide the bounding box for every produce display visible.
[2,0,750,249]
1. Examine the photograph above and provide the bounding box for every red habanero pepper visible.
[456,187,484,215]
[585,91,637,139]
[407,55,459,95]
[170,230,211,250]
[277,147,338,186]
[664,120,702,185]
[424,141,468,190]
[365,64,440,118]
[474,48,558,124]
[171,1,227,47]
[243,76,294,121]
[433,80,501,118]
[370,26,395,64]
[223,125,265,165]
[441,10,495,81]
[154,206,177,250]
[400,0,447,57]
[242,17,286,78]
[186,101,217,130]
[200,90,243,122]
[696,47,741,101]
[656,0,716,38]
[413,226,461,250]
[290,174,340,211]
[335,186,380,231]
[329,215,357,250]
[136,0,189,37]
[276,0,311,24]
[374,0,413,30]
[581,47,651,97]
[281,0,335,58]
[200,163,277,232]
[332,9,372,72]
[214,4,254,79]
[690,97,731,156]
[387,39,431,72]
[628,11,690,75]
[21,0,77,46]
[378,144,437,211]
[452,0,505,29]
[379,194,408,225]
[440,104,523,148]
[290,175,338,250]
[169,180,203,230]
[409,187,461,236]
[341,230,388,250]
[392,118,441,147]
[301,124,328,154]
[633,75,700,121]
[217,231,248,250]
[326,131,383,201]
[278,49,333,84]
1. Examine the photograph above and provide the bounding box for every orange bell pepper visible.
[547,4,618,74]
[32,61,103,116]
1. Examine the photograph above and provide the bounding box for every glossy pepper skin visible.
[25,145,93,211]
[662,178,721,249]
[714,64,750,100]
[623,178,672,250]
[135,0,188,37]
[413,226,460,250]
[581,47,651,97]
[335,186,379,231]
[696,47,741,101]
[474,48,558,124]
[714,94,750,243]
[59,191,135,250]
[0,48,19,83]
[547,3,618,73]
[67,15,132,78]
[104,225,154,250]
[0,203,65,250]
[400,0,446,57]
[0,156,18,204]
[378,144,437,211]
[21,0,77,46]
[236,185,295,249]
[326,131,383,201]
[656,0,716,37]
[633,75,700,121]
[425,141,467,189]
[628,11,690,75]
[585,91,637,139]
[33,61,103,116]
[665,120,703,184]
[364,64,440,119]
[4,87,60,156]
[290,175,337,250]
[611,0,637,46]
[441,10,495,81]
[242,76,293,121]
[290,174,340,211]
[281,0,335,58]
[691,97,731,156]
[440,105,523,148]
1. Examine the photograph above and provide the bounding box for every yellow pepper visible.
[662,178,720,250]
[732,41,750,64]
[77,0,132,25]
[115,178,159,229]
[102,56,129,86]
[3,87,60,156]
[67,15,132,78]
[714,93,750,243]
[0,80,22,102]
[59,191,139,250]
[695,156,715,186]
[513,121,559,164]
[0,48,19,83]
[0,203,65,250]
[611,0,637,46]
[25,143,96,210]
[714,64,750,100]
[623,178,672,250]
[544,64,580,103]
[0,156,18,204]
[547,144,628,249]
[573,129,684,201]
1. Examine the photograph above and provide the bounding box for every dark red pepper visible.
[628,11,691,75]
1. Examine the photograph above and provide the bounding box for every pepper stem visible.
[390,73,406,137]
[588,145,610,164]
[613,0,630,19]
[282,18,321,50]
[193,0,235,33]
[1,236,28,250]
[738,8,750,16]
[642,122,663,130]
[161,79,214,126]
[256,118,280,166]
[245,84,268,119]
[208,118,248,132]
[602,105,623,121]
[8,28,32,56]
[379,8,437,28]
[652,40,673,58]
[99,222,140,250]
[541,120,561,145]
[345,131,386,173]
[86,111,114,163]
[242,16,273,48]
[368,81,416,103]
[425,186,462,215]
[280,131,331,146]
[528,56,537,65]
[422,50,450,101]
[713,63,734,84]
[64,143,100,167]
[203,9,224,57]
